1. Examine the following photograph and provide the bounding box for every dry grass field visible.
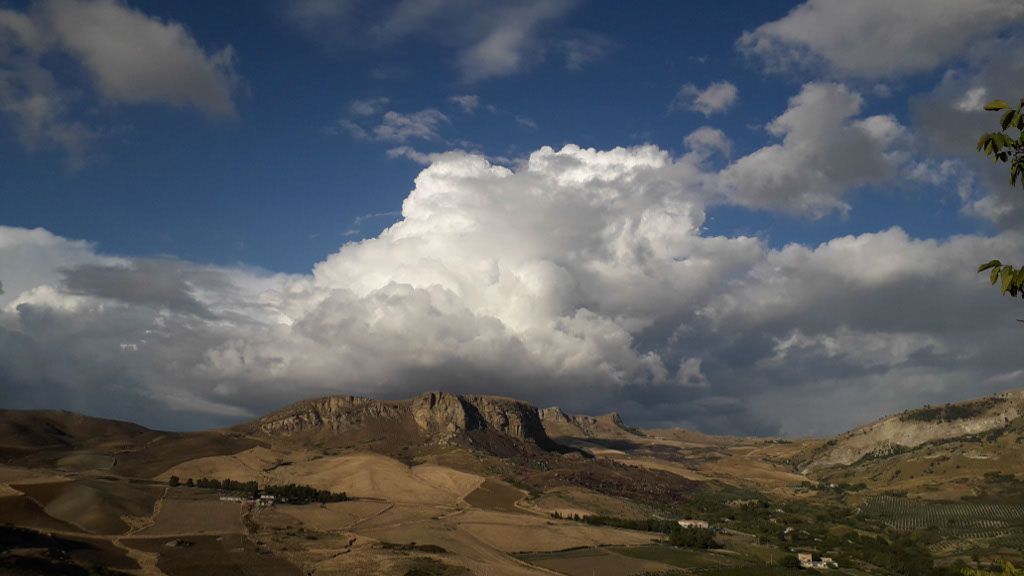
[137,497,244,536]
[463,478,525,513]
[124,534,302,576]
[13,478,161,534]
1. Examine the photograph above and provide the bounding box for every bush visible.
[779,555,802,569]
[668,526,719,549]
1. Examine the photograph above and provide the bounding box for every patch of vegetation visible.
[613,545,735,568]
[380,541,449,554]
[901,398,1006,424]
[402,556,468,576]
[551,511,678,533]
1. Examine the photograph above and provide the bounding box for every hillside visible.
[802,388,1024,472]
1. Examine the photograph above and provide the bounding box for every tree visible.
[779,554,802,569]
[167,475,180,487]
[977,98,1024,300]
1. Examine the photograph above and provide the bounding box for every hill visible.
[802,388,1024,472]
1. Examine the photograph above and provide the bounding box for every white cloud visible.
[349,97,389,116]
[449,94,479,113]
[0,0,239,165]
[373,108,448,142]
[684,127,731,160]
[911,38,1024,227]
[43,0,238,115]
[386,145,436,164]
[3,139,1022,435]
[289,0,578,81]
[562,31,609,71]
[515,116,537,129]
[738,0,1024,78]
[674,81,738,116]
[719,82,905,217]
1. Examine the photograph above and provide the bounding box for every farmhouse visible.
[797,552,838,569]
[677,519,709,529]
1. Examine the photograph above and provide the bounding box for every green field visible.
[610,545,744,568]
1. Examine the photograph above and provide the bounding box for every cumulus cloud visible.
[738,0,1024,78]
[719,82,906,217]
[674,81,738,116]
[2,137,1022,435]
[0,0,238,165]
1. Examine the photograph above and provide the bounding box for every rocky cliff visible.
[539,406,639,440]
[248,391,560,452]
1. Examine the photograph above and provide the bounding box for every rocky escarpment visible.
[247,391,562,452]
[803,388,1024,472]
[539,406,639,440]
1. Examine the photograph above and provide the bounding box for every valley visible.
[2,389,1024,575]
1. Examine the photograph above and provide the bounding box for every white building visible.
[677,519,709,529]
[798,552,838,569]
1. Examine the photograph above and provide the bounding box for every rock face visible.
[539,406,638,440]
[804,388,1024,471]
[255,396,406,436]
[250,391,559,452]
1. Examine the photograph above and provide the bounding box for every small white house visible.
[677,519,709,529]
[798,552,838,569]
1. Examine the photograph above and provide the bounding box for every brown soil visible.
[124,534,302,576]
[0,495,81,532]
[463,478,525,513]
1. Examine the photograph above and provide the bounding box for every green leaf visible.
[985,99,1010,111]
[1002,110,1016,130]
[978,259,1003,273]
[1002,266,1015,293]
[991,267,1001,285]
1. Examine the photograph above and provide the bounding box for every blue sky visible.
[2,0,982,270]
[1,0,1023,435]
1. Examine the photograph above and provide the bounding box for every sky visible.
[1,0,1023,436]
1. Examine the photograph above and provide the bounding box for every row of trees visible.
[167,475,348,504]
[549,512,718,549]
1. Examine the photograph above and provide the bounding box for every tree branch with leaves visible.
[976,98,1024,300]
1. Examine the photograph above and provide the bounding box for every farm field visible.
[516,547,676,576]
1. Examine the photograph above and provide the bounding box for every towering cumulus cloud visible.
[1,143,1022,434]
